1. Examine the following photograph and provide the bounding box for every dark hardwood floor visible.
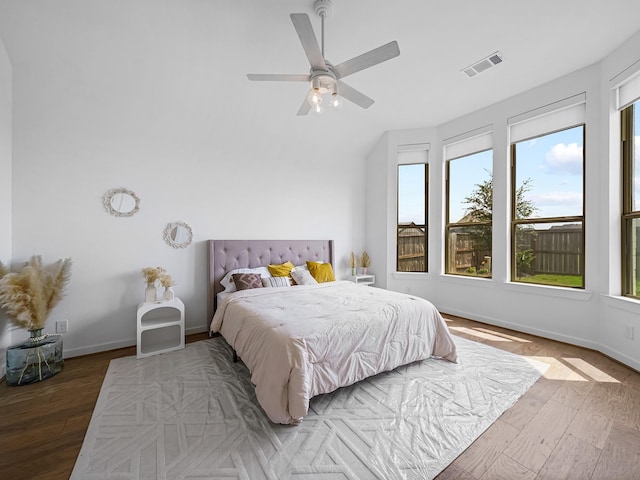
[1,317,639,480]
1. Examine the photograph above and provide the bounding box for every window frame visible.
[396,162,428,273]
[445,148,493,278]
[510,124,586,289]
[621,103,639,297]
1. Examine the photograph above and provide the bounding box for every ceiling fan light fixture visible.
[330,92,343,109]
[307,89,324,108]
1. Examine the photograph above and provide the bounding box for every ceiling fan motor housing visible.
[314,0,333,18]
[311,72,336,94]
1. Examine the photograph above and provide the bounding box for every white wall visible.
[3,2,367,356]
[367,31,640,371]
[0,32,11,376]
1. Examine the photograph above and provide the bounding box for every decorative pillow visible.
[232,273,264,291]
[268,261,295,277]
[261,276,292,288]
[307,261,336,283]
[220,266,270,293]
[291,269,318,286]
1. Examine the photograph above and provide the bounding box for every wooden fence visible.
[447,232,491,274]
[517,226,582,275]
[398,223,583,276]
[397,225,426,272]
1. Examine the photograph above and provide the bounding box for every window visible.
[510,125,585,288]
[445,150,493,277]
[397,148,428,272]
[622,100,640,297]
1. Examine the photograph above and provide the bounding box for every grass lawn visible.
[515,273,583,288]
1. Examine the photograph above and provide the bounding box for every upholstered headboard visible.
[207,239,334,327]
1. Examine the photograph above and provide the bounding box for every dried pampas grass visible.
[141,266,166,284]
[0,256,72,331]
[360,251,371,268]
[349,252,357,269]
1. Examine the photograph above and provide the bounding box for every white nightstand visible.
[347,274,375,286]
[136,298,185,359]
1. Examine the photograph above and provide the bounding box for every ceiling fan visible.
[247,0,400,115]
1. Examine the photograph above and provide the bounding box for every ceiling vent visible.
[462,51,503,78]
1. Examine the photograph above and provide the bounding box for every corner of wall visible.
[365,132,390,288]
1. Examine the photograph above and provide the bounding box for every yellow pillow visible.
[307,261,336,283]
[268,261,295,277]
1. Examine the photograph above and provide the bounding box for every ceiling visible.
[1,0,640,158]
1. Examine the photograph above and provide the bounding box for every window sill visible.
[438,274,496,288]
[503,281,592,301]
[392,271,431,281]
[601,294,640,313]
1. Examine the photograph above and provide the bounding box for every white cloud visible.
[529,191,583,206]
[545,142,582,175]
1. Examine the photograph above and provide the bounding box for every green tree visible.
[462,171,537,273]
[462,170,536,221]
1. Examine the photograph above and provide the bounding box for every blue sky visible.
[514,125,584,219]
[448,149,492,222]
[398,163,425,224]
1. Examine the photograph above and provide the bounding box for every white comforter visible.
[210,281,457,424]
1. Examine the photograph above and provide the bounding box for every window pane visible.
[397,225,426,272]
[446,225,492,277]
[448,150,493,224]
[398,164,425,224]
[624,218,640,296]
[513,222,583,287]
[397,162,427,273]
[633,103,640,211]
[514,126,584,219]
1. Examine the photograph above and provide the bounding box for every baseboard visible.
[63,325,209,359]
[441,307,640,372]
[597,345,640,373]
[186,325,208,335]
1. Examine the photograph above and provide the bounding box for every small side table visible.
[347,274,375,286]
[137,298,185,359]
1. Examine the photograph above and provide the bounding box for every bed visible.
[208,239,457,425]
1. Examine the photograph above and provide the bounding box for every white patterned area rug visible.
[72,335,547,480]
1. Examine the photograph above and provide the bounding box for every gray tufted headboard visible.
[207,239,334,327]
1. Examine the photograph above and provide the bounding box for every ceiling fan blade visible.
[247,73,310,82]
[337,81,375,109]
[290,13,327,71]
[333,41,400,79]
[297,97,312,116]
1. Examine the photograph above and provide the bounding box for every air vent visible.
[462,51,503,78]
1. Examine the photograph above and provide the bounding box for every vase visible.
[351,267,356,276]
[362,267,368,275]
[162,286,175,301]
[5,329,64,386]
[145,282,158,303]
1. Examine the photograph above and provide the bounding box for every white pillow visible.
[291,269,318,286]
[261,276,291,288]
[220,266,271,293]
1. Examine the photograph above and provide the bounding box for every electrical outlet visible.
[624,325,634,340]
[56,320,68,334]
